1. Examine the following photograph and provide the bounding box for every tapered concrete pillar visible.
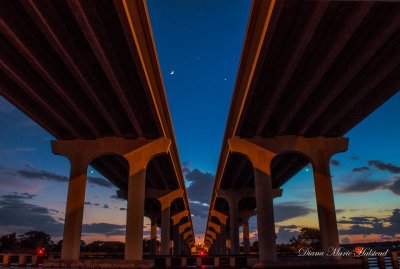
[239,210,255,255]
[61,156,88,261]
[210,210,228,255]
[125,168,146,260]
[312,152,340,252]
[254,168,277,263]
[229,198,240,255]
[148,189,184,256]
[213,234,220,255]
[172,224,180,255]
[171,210,189,256]
[150,215,158,255]
[178,221,191,255]
[219,223,227,255]
[242,218,250,254]
[181,234,189,255]
[160,206,171,255]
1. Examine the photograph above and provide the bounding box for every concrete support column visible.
[181,257,187,267]
[172,224,181,255]
[242,218,250,254]
[125,168,146,260]
[2,255,10,267]
[61,156,88,261]
[239,210,255,255]
[391,251,399,269]
[180,235,186,255]
[148,189,184,256]
[214,257,220,267]
[219,223,227,255]
[213,234,220,255]
[161,206,171,255]
[31,255,38,267]
[312,152,339,252]
[18,255,26,267]
[229,198,240,255]
[150,215,158,255]
[52,137,171,262]
[171,210,189,255]
[254,168,277,263]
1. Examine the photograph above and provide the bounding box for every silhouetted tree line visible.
[0,231,158,254]
[249,227,321,254]
[0,231,53,253]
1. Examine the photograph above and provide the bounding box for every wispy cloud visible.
[337,159,400,195]
[368,160,400,174]
[184,165,214,205]
[189,200,209,219]
[82,223,125,236]
[276,225,300,244]
[339,209,400,238]
[384,176,400,195]
[337,178,390,194]
[352,166,370,172]
[2,166,113,188]
[0,192,63,236]
[274,202,314,222]
[330,159,340,167]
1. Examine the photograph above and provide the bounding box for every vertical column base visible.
[214,257,220,268]
[196,256,202,267]
[125,169,146,261]
[229,257,236,268]
[2,255,10,267]
[165,257,172,268]
[160,206,171,256]
[254,168,277,264]
[18,255,27,267]
[181,257,187,267]
[391,251,399,269]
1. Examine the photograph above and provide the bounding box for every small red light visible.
[200,251,204,256]
[354,246,363,255]
[37,248,45,255]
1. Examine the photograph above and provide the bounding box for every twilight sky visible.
[0,0,399,246]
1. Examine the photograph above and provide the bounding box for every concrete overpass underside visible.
[0,0,194,263]
[205,0,399,267]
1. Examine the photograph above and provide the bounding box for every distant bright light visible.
[37,248,45,255]
[224,78,227,81]
[305,168,310,172]
[170,70,174,75]
[90,170,94,174]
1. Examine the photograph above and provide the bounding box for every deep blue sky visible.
[0,0,399,245]
[147,0,251,173]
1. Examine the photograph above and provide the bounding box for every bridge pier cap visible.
[227,135,348,263]
[51,137,171,261]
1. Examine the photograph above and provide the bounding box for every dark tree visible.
[19,231,53,250]
[250,240,258,252]
[289,227,321,251]
[0,233,18,251]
